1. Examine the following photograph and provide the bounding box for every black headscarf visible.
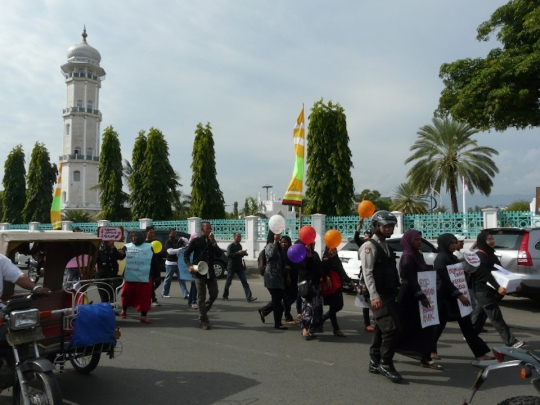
[266,229,276,244]
[475,231,499,266]
[435,233,459,266]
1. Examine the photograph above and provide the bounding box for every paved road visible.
[1,273,539,405]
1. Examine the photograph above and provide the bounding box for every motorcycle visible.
[0,291,62,405]
[463,346,540,405]
[26,252,45,284]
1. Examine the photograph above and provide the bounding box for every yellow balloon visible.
[151,240,162,254]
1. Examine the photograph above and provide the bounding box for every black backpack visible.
[257,249,266,276]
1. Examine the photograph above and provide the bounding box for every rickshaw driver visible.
[0,254,50,340]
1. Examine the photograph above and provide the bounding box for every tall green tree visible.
[138,127,180,220]
[22,143,57,223]
[390,182,428,214]
[506,199,530,211]
[405,117,499,213]
[232,202,238,217]
[190,123,226,219]
[438,0,540,131]
[356,189,392,212]
[128,130,147,220]
[3,145,26,223]
[305,99,354,216]
[98,126,128,221]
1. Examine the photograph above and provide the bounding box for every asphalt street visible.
[1,270,539,405]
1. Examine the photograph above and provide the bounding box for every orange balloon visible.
[324,229,342,249]
[358,200,376,218]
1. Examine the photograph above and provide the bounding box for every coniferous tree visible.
[138,127,179,220]
[233,202,238,217]
[305,99,354,216]
[22,143,57,223]
[190,123,225,219]
[128,130,147,220]
[99,126,128,221]
[3,145,26,223]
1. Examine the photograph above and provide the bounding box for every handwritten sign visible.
[123,243,152,283]
[446,263,473,317]
[418,271,439,328]
[98,226,124,241]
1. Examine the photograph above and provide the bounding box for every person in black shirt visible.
[223,233,256,302]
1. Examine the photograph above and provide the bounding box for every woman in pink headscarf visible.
[395,229,442,370]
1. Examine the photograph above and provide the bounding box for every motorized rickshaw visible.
[0,230,123,403]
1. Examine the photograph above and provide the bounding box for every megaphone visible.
[193,261,209,276]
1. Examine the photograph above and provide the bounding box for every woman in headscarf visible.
[432,233,492,360]
[298,240,325,340]
[280,235,298,325]
[321,246,352,337]
[471,232,524,348]
[120,231,160,324]
[395,230,441,369]
[97,240,126,303]
[261,230,288,330]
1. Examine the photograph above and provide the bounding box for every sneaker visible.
[191,304,198,309]
[247,297,257,303]
[152,301,161,307]
[162,294,170,298]
[512,340,525,349]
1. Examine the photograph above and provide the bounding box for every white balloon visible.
[268,215,286,234]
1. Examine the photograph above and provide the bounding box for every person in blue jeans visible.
[223,233,256,303]
[162,229,189,298]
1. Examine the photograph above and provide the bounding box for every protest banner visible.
[446,263,473,317]
[418,270,439,328]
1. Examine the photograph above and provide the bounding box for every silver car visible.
[473,228,540,300]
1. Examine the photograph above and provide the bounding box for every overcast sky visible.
[0,1,537,213]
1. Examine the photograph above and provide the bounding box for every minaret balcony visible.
[60,154,99,162]
[62,107,102,117]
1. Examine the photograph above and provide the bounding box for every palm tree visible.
[390,182,428,214]
[405,117,499,213]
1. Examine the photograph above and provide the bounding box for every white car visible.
[338,236,439,290]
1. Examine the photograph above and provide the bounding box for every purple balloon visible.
[287,244,307,263]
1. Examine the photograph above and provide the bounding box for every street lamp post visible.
[262,184,273,201]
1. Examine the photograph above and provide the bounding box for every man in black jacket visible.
[223,232,256,302]
[184,221,223,330]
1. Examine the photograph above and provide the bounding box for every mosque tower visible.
[59,27,105,216]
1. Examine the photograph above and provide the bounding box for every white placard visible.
[354,293,369,308]
[418,270,439,328]
[446,263,473,317]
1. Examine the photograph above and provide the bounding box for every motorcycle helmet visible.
[370,210,397,234]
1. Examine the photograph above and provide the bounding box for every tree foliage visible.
[98,126,129,221]
[405,117,499,213]
[190,123,226,219]
[138,127,180,220]
[305,99,354,216]
[356,189,392,212]
[62,209,91,223]
[22,143,57,223]
[128,131,147,220]
[390,183,428,214]
[438,0,540,131]
[3,145,26,223]
[506,199,530,211]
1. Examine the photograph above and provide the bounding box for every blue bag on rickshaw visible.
[68,303,116,347]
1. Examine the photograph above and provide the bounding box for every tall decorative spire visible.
[82,26,87,42]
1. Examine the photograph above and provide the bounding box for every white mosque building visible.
[59,28,105,216]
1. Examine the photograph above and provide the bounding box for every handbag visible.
[298,280,312,298]
[321,270,341,296]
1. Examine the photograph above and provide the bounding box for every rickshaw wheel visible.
[70,352,101,374]
[14,370,62,405]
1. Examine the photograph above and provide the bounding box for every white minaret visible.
[59,27,105,216]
